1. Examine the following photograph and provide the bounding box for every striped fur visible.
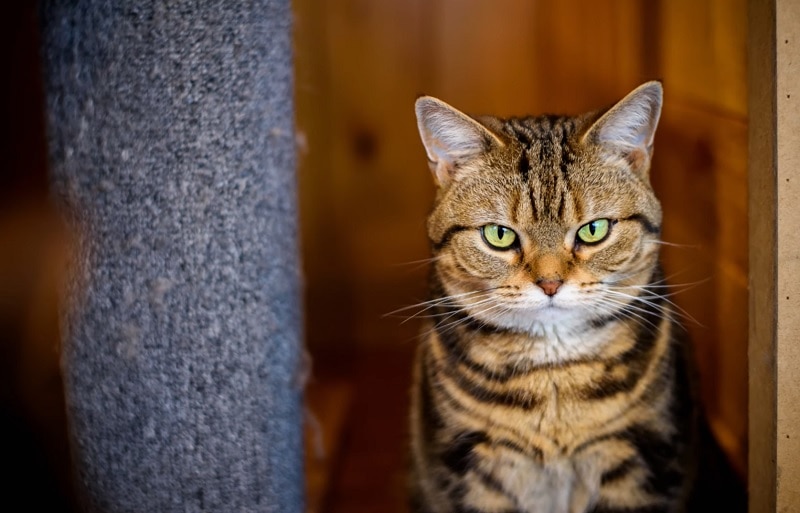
[410,82,697,513]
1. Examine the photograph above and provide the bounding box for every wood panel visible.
[747,0,776,507]
[655,0,748,476]
[429,0,542,114]
[529,0,656,111]
[430,0,654,115]
[775,0,800,504]
[295,0,749,493]
[652,100,748,475]
[749,0,800,510]
[661,0,748,117]
[295,0,432,351]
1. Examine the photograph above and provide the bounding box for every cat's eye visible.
[481,224,517,250]
[576,219,611,244]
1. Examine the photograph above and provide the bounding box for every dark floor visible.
[306,346,415,513]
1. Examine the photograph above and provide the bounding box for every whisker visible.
[465,303,514,333]
[616,278,710,290]
[429,301,509,337]
[607,265,658,284]
[389,256,444,274]
[597,296,664,331]
[601,289,702,327]
[390,256,442,266]
[645,240,700,249]
[400,296,500,324]
[577,301,629,328]
[605,279,710,301]
[604,271,709,307]
[382,288,500,318]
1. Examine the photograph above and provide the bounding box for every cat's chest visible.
[472,362,630,445]
[473,385,609,474]
[465,380,656,512]
[458,327,649,437]
[472,444,606,513]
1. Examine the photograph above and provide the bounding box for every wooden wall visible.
[294,0,747,475]
[653,0,749,478]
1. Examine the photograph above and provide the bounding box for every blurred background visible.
[1,1,746,512]
[295,1,747,511]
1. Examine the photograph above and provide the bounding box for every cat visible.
[408,82,699,513]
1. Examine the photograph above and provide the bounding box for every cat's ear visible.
[581,81,663,178]
[415,96,505,187]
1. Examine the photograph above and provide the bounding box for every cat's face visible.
[416,82,664,337]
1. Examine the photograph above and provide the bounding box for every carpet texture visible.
[39,1,303,511]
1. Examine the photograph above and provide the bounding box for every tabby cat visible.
[409,82,697,513]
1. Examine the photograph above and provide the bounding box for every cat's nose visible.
[536,279,563,297]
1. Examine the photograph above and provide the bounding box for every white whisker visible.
[597,296,664,331]
[383,288,499,317]
[389,256,444,274]
[429,301,509,337]
[403,296,499,324]
[601,288,702,328]
[645,240,700,249]
[391,256,442,266]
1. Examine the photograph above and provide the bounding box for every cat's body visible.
[409,82,697,513]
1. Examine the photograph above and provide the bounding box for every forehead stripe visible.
[517,150,530,182]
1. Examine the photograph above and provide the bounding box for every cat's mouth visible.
[540,300,565,310]
[481,297,577,319]
[507,287,576,310]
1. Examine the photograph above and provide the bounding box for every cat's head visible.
[415,82,664,337]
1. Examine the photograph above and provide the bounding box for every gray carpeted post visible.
[39,1,303,511]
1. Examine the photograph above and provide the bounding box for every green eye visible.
[577,219,611,244]
[481,224,517,249]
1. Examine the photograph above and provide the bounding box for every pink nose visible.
[536,279,563,297]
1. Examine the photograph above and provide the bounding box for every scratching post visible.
[39,1,303,511]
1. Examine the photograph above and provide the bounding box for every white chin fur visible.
[461,286,614,363]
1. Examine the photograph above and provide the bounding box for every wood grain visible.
[748,0,777,510]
